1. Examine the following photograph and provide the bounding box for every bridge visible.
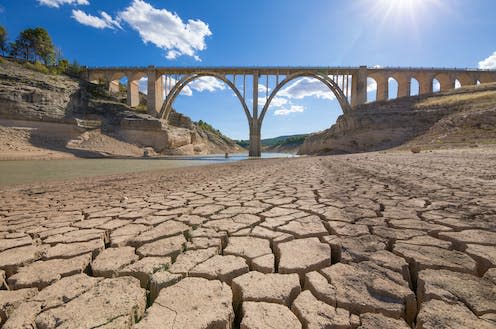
[83,66,496,156]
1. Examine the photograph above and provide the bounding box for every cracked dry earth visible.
[1,149,496,329]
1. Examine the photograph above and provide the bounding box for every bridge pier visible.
[417,75,434,94]
[248,119,262,157]
[147,68,164,117]
[351,66,367,107]
[249,72,262,157]
[127,76,140,108]
[375,76,389,101]
[108,79,120,94]
[396,75,411,98]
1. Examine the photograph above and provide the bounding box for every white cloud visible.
[38,0,88,8]
[189,76,225,93]
[367,78,377,93]
[274,105,305,116]
[100,12,122,29]
[118,0,212,61]
[178,83,193,96]
[433,79,440,92]
[279,77,335,100]
[479,51,496,70]
[138,77,192,97]
[258,95,289,108]
[138,77,148,95]
[72,9,122,29]
[258,83,271,94]
[138,76,224,98]
[270,96,289,107]
[166,50,181,60]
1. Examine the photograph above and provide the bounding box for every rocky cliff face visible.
[299,84,496,155]
[0,58,243,158]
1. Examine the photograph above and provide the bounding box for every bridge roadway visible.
[83,65,496,156]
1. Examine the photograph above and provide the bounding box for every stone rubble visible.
[1,148,496,328]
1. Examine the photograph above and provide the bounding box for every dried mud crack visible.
[1,148,496,328]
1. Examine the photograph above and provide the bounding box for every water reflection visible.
[156,153,296,161]
[0,153,296,186]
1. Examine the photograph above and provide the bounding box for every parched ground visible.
[1,148,495,329]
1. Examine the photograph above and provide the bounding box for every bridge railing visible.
[370,66,496,72]
[84,65,496,73]
[84,65,361,70]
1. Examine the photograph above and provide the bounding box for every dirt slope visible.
[299,83,496,155]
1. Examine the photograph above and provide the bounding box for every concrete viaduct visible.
[84,66,496,156]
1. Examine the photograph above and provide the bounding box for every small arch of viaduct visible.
[84,66,496,156]
[367,69,490,102]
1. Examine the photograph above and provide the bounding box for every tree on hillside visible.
[10,27,55,64]
[54,46,63,64]
[0,25,6,55]
[8,41,18,58]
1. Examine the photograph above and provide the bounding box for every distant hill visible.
[236,134,308,153]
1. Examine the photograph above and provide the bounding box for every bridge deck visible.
[86,66,494,75]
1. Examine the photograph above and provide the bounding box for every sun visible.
[380,0,416,8]
[374,0,438,17]
[364,0,443,32]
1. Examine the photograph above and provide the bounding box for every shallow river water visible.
[0,153,294,186]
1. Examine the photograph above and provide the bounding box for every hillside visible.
[300,83,496,155]
[0,58,243,159]
[236,134,308,154]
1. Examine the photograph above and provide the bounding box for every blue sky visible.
[1,0,496,139]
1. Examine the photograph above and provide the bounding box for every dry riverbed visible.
[0,147,495,328]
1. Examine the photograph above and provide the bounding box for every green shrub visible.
[57,59,69,72]
[236,140,250,148]
[24,61,49,74]
[134,104,148,114]
[197,120,221,134]
[66,60,83,77]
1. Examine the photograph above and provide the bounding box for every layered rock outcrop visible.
[300,83,496,155]
[0,58,242,158]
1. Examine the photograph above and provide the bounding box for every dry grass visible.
[415,89,496,109]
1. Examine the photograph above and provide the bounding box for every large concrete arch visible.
[158,72,252,123]
[258,72,352,125]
